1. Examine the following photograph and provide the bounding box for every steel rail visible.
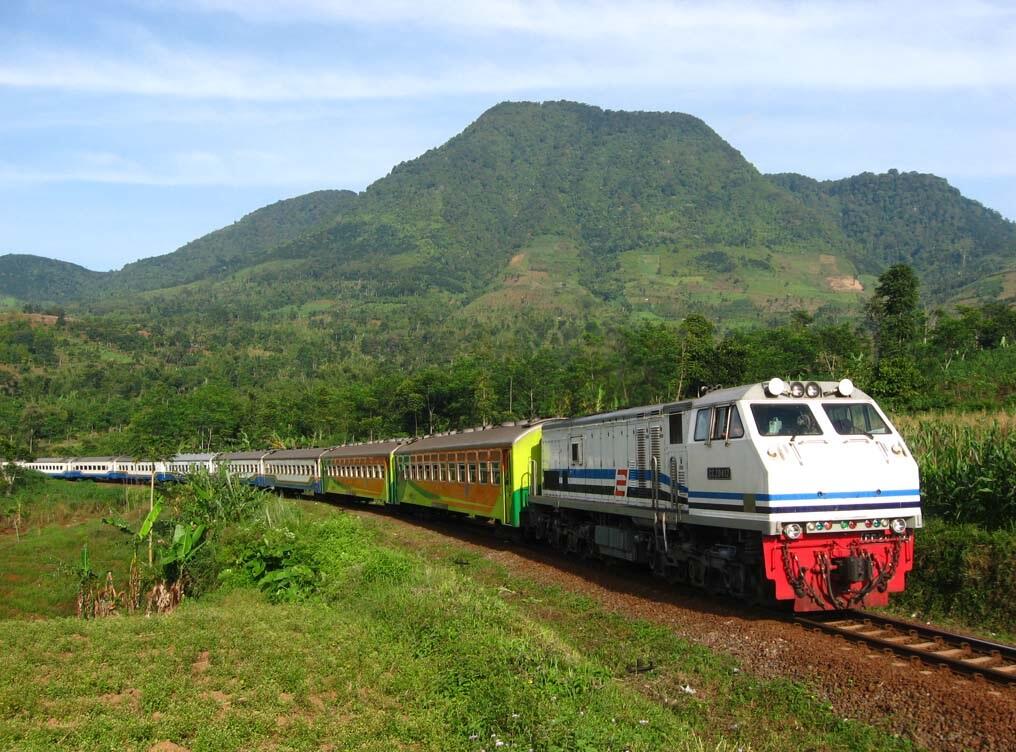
[793,609,1016,685]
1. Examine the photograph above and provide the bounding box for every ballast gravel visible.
[349,506,1016,752]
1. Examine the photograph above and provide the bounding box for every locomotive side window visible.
[570,438,583,465]
[750,404,822,436]
[694,409,710,441]
[823,403,891,435]
[729,408,744,439]
[709,404,745,441]
[668,412,683,444]
[711,406,728,440]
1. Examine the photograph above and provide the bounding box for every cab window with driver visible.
[750,404,822,436]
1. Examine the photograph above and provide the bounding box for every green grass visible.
[0,486,917,752]
[2,477,146,532]
[0,517,138,619]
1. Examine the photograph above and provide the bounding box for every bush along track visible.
[0,483,919,752]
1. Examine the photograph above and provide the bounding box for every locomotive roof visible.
[264,447,330,460]
[395,421,549,453]
[32,457,68,463]
[321,441,406,459]
[550,381,875,429]
[550,402,692,429]
[170,453,216,462]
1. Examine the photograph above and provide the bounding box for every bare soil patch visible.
[826,275,864,292]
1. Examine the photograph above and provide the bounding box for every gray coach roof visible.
[394,421,551,453]
[322,441,406,459]
[264,448,330,460]
[217,451,272,461]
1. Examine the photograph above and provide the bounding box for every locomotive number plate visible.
[707,467,732,480]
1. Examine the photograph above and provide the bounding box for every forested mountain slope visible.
[2,101,1013,332]
[769,170,1016,301]
[107,189,359,293]
[0,255,107,302]
[76,102,870,335]
[0,190,359,303]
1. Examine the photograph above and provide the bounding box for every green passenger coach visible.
[391,422,549,526]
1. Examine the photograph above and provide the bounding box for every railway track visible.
[794,610,1016,685]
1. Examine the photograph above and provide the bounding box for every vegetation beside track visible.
[892,519,1016,638]
[888,414,1016,637]
[0,482,916,752]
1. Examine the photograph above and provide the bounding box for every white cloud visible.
[4,0,1015,102]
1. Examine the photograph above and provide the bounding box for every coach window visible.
[479,462,489,484]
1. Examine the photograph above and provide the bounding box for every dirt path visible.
[348,505,1016,752]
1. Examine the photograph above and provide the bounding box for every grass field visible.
[0,481,921,752]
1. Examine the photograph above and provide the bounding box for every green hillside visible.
[70,101,876,341]
[769,170,1016,301]
[2,102,1013,337]
[108,189,359,293]
[0,190,358,304]
[0,255,107,303]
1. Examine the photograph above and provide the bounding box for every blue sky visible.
[1,0,1014,271]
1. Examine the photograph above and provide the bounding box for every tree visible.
[866,264,924,402]
[867,264,922,363]
[0,436,32,496]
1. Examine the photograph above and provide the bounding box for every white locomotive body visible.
[533,380,919,610]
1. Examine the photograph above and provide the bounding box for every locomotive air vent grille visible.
[636,429,647,488]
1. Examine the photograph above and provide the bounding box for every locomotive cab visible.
[686,379,920,610]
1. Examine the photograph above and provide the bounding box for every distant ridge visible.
[1,101,1013,324]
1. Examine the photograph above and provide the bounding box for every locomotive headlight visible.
[805,381,821,398]
[765,377,786,397]
[783,522,804,540]
[891,518,907,534]
[837,378,854,397]
[790,381,805,398]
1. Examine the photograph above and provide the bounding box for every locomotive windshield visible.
[750,404,822,437]
[822,402,891,436]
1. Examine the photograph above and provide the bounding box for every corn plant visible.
[897,413,1016,530]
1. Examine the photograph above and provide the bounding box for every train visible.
[20,378,920,612]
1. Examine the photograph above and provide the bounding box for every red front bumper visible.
[762,530,913,611]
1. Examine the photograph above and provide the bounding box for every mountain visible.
[0,255,107,303]
[0,190,359,304]
[769,170,1016,301]
[107,189,359,293]
[1,101,1013,336]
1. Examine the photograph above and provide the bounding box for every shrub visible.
[895,519,1016,633]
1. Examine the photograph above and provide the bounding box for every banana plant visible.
[159,522,206,574]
